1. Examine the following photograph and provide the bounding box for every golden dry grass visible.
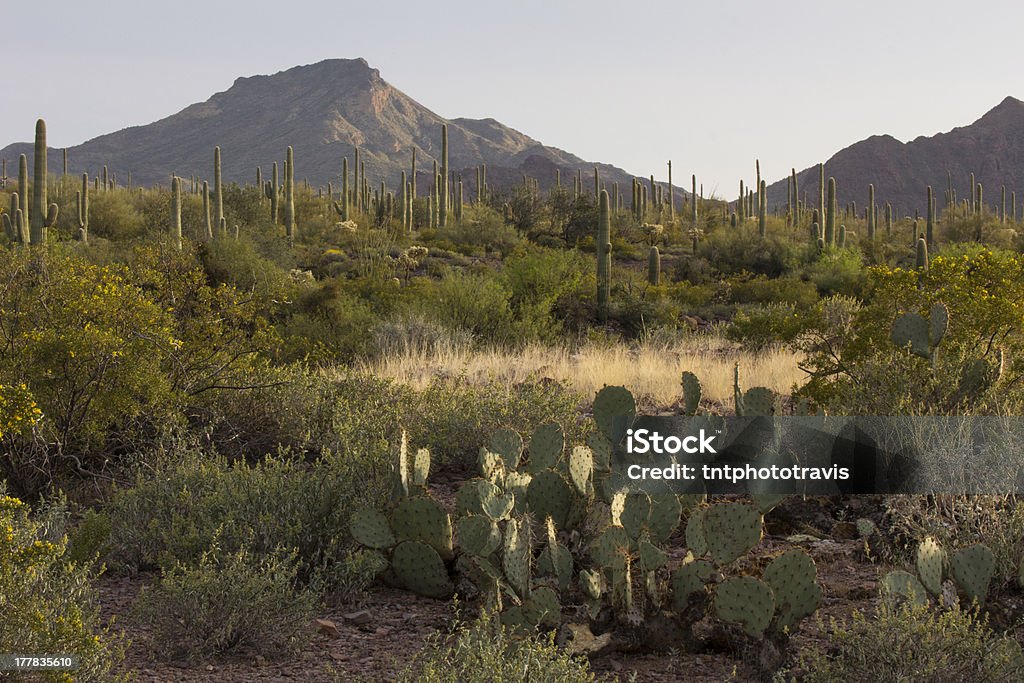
[356,336,804,411]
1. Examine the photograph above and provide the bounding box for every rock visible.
[342,610,372,626]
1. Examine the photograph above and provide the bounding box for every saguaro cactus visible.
[926,185,934,246]
[30,120,59,245]
[597,189,611,323]
[202,181,212,239]
[825,177,837,246]
[171,175,182,249]
[77,173,89,242]
[867,184,876,239]
[758,180,767,237]
[647,246,661,286]
[439,125,449,228]
[214,146,224,229]
[265,162,279,223]
[285,146,295,246]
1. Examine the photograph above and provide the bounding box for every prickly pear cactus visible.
[391,496,454,561]
[763,549,822,632]
[951,543,995,606]
[891,312,931,358]
[701,502,763,565]
[567,445,593,497]
[391,540,453,599]
[349,508,395,549]
[489,428,524,470]
[881,570,929,610]
[741,387,777,416]
[681,371,702,415]
[529,423,564,472]
[502,517,532,599]
[714,576,775,637]
[671,558,715,611]
[527,469,573,529]
[456,515,502,557]
[916,537,946,595]
[593,385,636,444]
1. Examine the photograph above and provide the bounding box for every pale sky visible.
[3,0,1021,193]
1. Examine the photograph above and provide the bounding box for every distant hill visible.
[765,96,1024,217]
[0,58,655,199]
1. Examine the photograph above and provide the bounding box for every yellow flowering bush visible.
[0,383,41,439]
[0,494,126,682]
[796,246,1024,414]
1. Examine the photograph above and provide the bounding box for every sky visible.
[3,0,1022,194]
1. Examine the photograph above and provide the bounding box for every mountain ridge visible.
[0,58,643,197]
[765,96,1024,216]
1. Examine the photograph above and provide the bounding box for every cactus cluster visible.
[882,537,995,610]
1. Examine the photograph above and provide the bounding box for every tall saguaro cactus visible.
[213,146,224,230]
[285,146,296,246]
[597,189,612,323]
[77,173,89,242]
[926,185,935,245]
[825,176,837,246]
[171,175,182,249]
[31,119,59,245]
[439,124,449,228]
[867,184,875,239]
[758,180,767,237]
[265,162,279,223]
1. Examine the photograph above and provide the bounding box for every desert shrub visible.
[727,302,807,351]
[406,376,583,471]
[277,285,381,363]
[608,284,685,337]
[804,246,867,296]
[198,368,409,461]
[793,602,1024,682]
[726,274,819,307]
[0,249,178,478]
[411,269,518,345]
[199,236,292,300]
[133,545,314,662]
[85,190,145,240]
[102,442,392,588]
[696,224,798,277]
[796,249,1024,414]
[0,493,126,682]
[501,246,590,342]
[393,612,606,683]
[372,313,474,357]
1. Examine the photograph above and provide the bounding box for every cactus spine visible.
[597,189,611,323]
[30,119,58,245]
[77,173,89,242]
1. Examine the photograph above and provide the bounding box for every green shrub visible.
[406,376,583,471]
[796,250,1024,414]
[697,223,798,277]
[133,545,315,662]
[793,602,1024,683]
[393,611,607,683]
[103,442,392,591]
[0,493,126,682]
[411,269,518,345]
[727,302,807,351]
[804,246,867,297]
[85,191,144,241]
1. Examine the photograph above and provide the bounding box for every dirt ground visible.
[96,495,892,683]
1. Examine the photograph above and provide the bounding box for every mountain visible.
[765,96,1024,217]
[0,58,648,198]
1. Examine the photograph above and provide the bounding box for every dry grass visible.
[356,335,804,411]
